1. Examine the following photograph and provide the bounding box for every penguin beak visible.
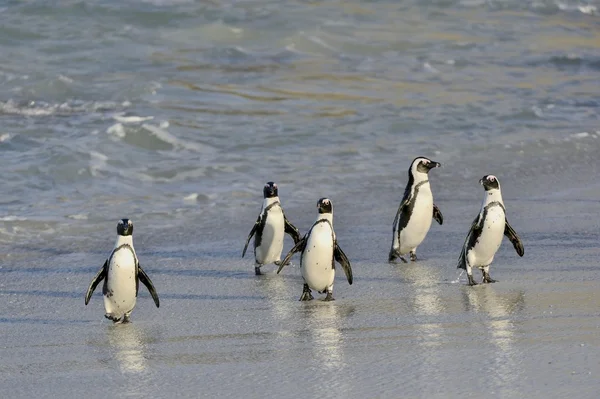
[428,161,441,170]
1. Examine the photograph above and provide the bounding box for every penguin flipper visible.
[277,236,307,274]
[283,213,301,244]
[433,204,443,225]
[504,219,524,257]
[457,246,467,270]
[138,265,160,308]
[85,260,107,305]
[242,216,261,258]
[390,196,411,261]
[334,242,353,285]
[392,193,411,233]
[457,214,482,270]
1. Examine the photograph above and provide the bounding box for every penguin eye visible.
[488,176,496,182]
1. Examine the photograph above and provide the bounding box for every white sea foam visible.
[67,214,88,220]
[89,150,110,178]
[423,62,440,74]
[183,193,199,201]
[90,151,109,161]
[141,123,208,152]
[58,74,74,83]
[0,216,27,221]
[0,99,121,116]
[556,2,598,15]
[571,132,589,139]
[112,113,154,124]
[106,123,126,138]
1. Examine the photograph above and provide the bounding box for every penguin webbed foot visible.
[410,251,417,262]
[467,274,478,286]
[388,252,407,264]
[323,292,335,301]
[274,259,290,267]
[482,272,497,284]
[105,313,126,324]
[254,266,263,276]
[300,284,314,301]
[299,292,314,301]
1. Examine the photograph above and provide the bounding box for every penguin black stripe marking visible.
[109,243,136,263]
[299,219,335,271]
[461,201,506,265]
[458,201,504,270]
[396,179,429,233]
[253,201,281,249]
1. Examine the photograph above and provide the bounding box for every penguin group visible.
[85,156,524,322]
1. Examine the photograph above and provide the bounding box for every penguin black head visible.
[117,219,134,236]
[480,175,500,191]
[410,157,441,175]
[263,182,278,199]
[317,198,333,214]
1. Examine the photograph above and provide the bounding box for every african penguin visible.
[85,219,160,323]
[278,198,352,301]
[389,156,444,263]
[242,182,301,275]
[457,175,524,286]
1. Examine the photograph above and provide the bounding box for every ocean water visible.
[1,0,600,397]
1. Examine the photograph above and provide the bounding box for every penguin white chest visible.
[399,185,433,252]
[104,248,137,318]
[255,206,285,264]
[301,223,335,292]
[471,205,505,266]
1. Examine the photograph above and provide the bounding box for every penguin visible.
[85,219,160,323]
[389,156,444,263]
[277,198,352,301]
[457,175,524,286]
[242,182,301,275]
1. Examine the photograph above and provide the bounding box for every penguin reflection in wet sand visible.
[85,219,160,323]
[389,156,444,263]
[458,175,524,286]
[277,198,352,301]
[243,182,301,275]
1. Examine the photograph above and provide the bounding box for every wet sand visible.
[2,194,600,399]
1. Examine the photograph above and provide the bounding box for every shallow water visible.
[1,0,600,398]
